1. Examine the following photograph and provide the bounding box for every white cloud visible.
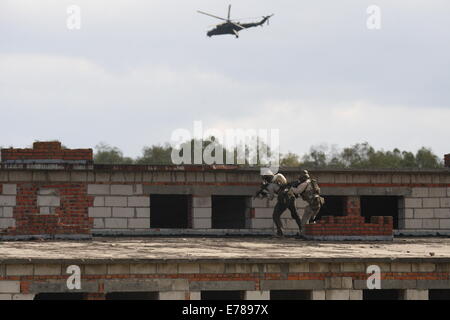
[212,99,450,158]
[0,1,449,159]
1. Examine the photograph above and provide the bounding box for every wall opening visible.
[360,196,400,229]
[270,290,311,300]
[201,291,244,300]
[34,293,87,300]
[429,289,450,300]
[211,196,249,229]
[105,292,159,300]
[150,195,191,228]
[363,289,401,300]
[317,196,345,219]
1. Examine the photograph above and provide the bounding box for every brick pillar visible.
[85,293,106,300]
[344,196,361,217]
[1,141,93,164]
[445,154,450,167]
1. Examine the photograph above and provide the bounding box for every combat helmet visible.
[298,170,310,183]
[260,168,274,183]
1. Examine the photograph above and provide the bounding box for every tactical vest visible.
[301,179,321,203]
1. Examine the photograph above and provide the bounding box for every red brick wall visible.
[6,183,93,236]
[304,196,393,238]
[1,141,93,163]
[11,266,450,300]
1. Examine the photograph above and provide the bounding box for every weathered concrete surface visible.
[0,237,450,263]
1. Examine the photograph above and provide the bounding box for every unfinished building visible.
[0,142,449,300]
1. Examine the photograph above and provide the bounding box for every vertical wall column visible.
[402,289,428,300]
[245,291,270,300]
[244,198,253,229]
[310,290,325,300]
[192,196,212,229]
[189,292,201,300]
[325,290,362,300]
[345,196,361,217]
[85,293,106,300]
[249,198,274,230]
[159,291,188,300]
[0,184,16,230]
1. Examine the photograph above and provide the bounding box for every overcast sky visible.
[1,0,449,159]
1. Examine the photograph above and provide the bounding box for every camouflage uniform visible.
[291,173,324,230]
[259,173,302,236]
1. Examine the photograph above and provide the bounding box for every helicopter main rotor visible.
[197,5,246,30]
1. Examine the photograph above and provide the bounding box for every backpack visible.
[310,179,321,195]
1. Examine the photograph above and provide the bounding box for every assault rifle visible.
[253,182,269,199]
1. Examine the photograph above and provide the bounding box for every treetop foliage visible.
[94,141,444,169]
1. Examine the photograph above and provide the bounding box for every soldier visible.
[255,169,302,237]
[290,170,325,230]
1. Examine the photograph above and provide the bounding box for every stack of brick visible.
[304,196,393,240]
[1,141,93,164]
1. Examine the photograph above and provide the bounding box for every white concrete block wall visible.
[250,197,305,232]
[403,289,428,300]
[245,291,270,300]
[400,187,450,231]
[325,289,362,300]
[0,281,21,297]
[88,184,150,231]
[36,188,60,215]
[0,184,16,230]
[192,196,212,229]
[159,291,186,300]
[311,290,326,300]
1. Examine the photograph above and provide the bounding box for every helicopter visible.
[198,5,274,38]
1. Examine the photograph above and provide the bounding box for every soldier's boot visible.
[276,229,284,237]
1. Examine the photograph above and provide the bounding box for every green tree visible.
[298,142,443,169]
[415,147,442,169]
[136,144,173,165]
[94,143,134,164]
[280,152,301,167]
[301,145,331,168]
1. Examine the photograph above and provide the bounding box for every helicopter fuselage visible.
[206,16,271,38]
[207,22,243,37]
